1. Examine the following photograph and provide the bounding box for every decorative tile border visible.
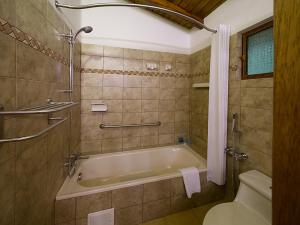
[0,16,81,72]
[81,68,191,78]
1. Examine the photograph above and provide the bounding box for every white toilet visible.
[203,170,272,225]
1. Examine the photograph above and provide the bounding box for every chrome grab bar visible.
[99,121,161,129]
[0,117,68,143]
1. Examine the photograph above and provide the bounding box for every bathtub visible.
[56,144,207,200]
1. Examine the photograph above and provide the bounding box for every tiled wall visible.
[0,1,81,225]
[55,172,224,225]
[80,45,191,154]
[189,34,273,177]
[189,47,211,157]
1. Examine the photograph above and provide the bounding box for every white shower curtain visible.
[207,24,231,186]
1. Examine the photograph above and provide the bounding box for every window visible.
[242,21,274,79]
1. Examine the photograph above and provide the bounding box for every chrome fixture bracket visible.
[54,0,217,33]
[225,147,248,161]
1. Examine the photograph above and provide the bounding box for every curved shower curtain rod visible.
[54,0,217,33]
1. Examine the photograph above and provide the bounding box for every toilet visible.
[203,170,272,225]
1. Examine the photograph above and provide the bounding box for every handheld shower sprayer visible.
[73,26,93,42]
[58,26,93,96]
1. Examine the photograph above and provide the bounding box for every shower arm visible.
[54,0,217,33]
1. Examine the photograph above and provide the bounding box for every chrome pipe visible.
[0,117,68,143]
[54,1,217,33]
[100,121,161,129]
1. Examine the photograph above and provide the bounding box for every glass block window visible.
[242,21,274,79]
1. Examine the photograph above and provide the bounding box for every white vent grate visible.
[88,208,114,225]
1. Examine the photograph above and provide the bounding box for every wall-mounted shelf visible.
[0,99,79,115]
[192,83,209,88]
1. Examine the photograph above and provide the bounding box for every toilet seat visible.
[203,202,270,225]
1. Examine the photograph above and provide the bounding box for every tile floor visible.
[140,201,222,225]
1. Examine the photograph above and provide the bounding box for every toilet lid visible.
[203,202,270,225]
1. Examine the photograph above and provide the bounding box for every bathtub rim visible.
[56,144,207,200]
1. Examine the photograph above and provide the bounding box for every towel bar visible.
[0,117,68,143]
[99,122,161,129]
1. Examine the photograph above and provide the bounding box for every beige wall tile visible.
[115,205,142,225]
[81,55,103,69]
[124,48,143,59]
[142,198,171,222]
[103,113,122,124]
[176,54,190,64]
[103,100,123,112]
[104,57,124,70]
[124,59,143,71]
[102,138,123,153]
[241,88,273,109]
[160,52,175,62]
[0,0,16,24]
[123,137,141,150]
[123,88,141,100]
[104,46,124,58]
[241,107,273,132]
[143,180,171,202]
[143,50,160,61]
[240,126,272,155]
[159,134,175,145]
[112,185,143,208]
[0,77,16,110]
[81,73,102,87]
[142,100,159,112]
[103,87,123,100]
[141,127,159,136]
[81,125,102,141]
[175,63,190,74]
[81,44,103,56]
[122,127,141,137]
[142,77,159,88]
[141,135,158,147]
[55,199,75,224]
[142,88,159,100]
[102,128,123,139]
[123,100,141,113]
[159,77,176,88]
[0,33,16,78]
[159,112,175,123]
[81,86,102,100]
[103,74,123,87]
[171,195,194,213]
[80,140,102,154]
[142,112,159,123]
[123,113,141,124]
[159,88,175,100]
[241,78,273,88]
[124,75,142,87]
[0,158,15,225]
[159,100,175,112]
[76,192,112,219]
[159,123,174,135]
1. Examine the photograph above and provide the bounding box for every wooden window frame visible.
[241,20,274,80]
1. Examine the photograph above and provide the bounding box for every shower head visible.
[73,26,93,41]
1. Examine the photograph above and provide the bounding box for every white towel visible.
[180,167,201,198]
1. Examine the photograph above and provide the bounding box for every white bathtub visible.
[56,144,207,200]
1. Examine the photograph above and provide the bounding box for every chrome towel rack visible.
[99,122,161,129]
[0,99,78,115]
[0,117,68,143]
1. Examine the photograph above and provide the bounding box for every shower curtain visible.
[207,24,230,186]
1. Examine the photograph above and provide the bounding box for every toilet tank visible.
[234,170,272,224]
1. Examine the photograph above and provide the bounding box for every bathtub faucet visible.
[65,153,89,177]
